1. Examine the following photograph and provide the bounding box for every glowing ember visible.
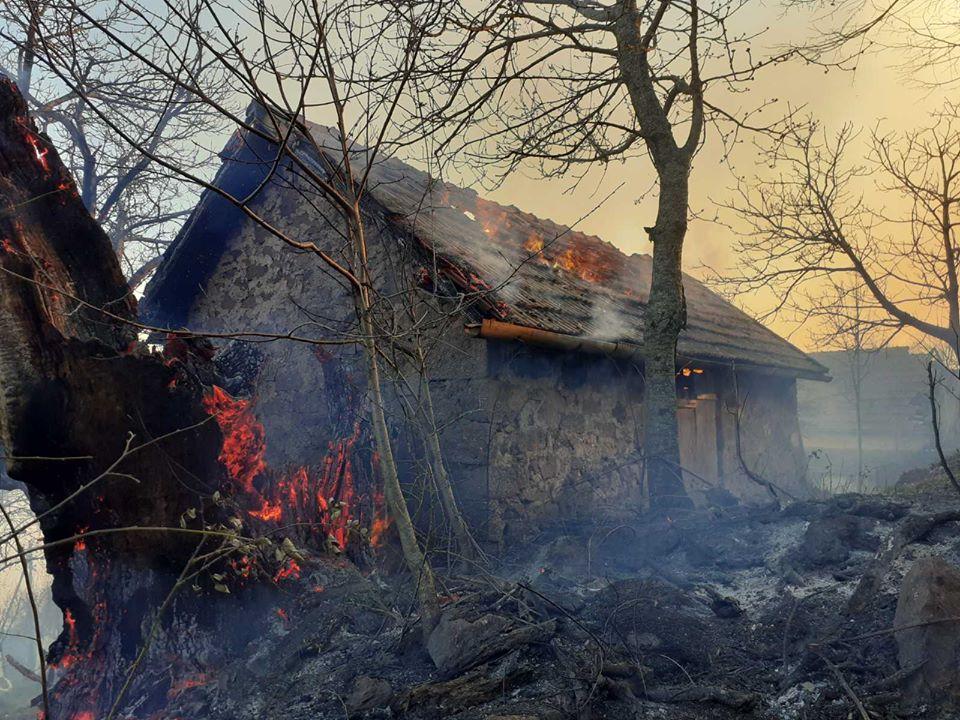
[272,558,301,583]
[168,673,211,698]
[26,135,50,173]
[50,608,81,670]
[230,555,254,579]
[74,527,88,553]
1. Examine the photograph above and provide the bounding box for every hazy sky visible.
[465,2,953,351]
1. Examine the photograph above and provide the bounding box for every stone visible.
[894,556,960,701]
[427,612,511,674]
[426,611,556,676]
[345,675,393,716]
[788,514,878,570]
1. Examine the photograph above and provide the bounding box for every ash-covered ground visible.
[149,482,960,720]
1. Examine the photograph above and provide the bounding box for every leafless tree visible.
[927,360,960,496]
[18,0,495,630]
[0,0,229,289]
[792,0,960,87]
[724,107,960,372]
[812,281,880,479]
[368,0,802,510]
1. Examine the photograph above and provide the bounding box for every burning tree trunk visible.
[0,76,227,717]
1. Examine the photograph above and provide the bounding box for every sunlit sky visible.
[452,2,953,352]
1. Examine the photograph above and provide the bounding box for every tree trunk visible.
[0,76,232,718]
[613,3,694,512]
[643,165,694,512]
[350,212,440,632]
[417,358,481,567]
[852,353,864,480]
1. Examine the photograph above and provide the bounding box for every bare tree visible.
[0,0,229,289]
[811,281,881,479]
[373,0,800,511]
[725,107,960,371]
[927,360,960,495]
[21,0,471,629]
[794,0,960,87]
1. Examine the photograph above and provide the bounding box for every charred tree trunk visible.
[0,77,230,718]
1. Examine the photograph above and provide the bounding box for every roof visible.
[142,112,830,381]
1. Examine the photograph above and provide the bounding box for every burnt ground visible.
[152,486,960,719]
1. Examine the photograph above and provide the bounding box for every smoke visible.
[585,293,634,341]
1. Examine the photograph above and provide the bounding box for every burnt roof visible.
[142,114,829,381]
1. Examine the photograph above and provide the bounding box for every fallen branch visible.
[4,653,41,683]
[642,684,760,709]
[817,652,870,720]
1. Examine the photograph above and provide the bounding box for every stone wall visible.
[483,344,646,544]
[717,370,810,502]
[177,175,811,547]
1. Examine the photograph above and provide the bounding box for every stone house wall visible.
[174,177,810,545]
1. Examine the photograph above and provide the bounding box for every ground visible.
[132,481,960,720]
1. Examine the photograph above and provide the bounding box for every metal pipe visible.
[465,318,642,359]
[464,318,830,381]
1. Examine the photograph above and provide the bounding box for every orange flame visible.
[203,387,383,554]
[26,135,50,173]
[369,490,391,548]
[272,559,301,583]
[203,386,266,494]
[248,498,282,522]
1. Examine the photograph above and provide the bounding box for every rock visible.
[396,650,532,718]
[709,594,744,619]
[345,675,392,716]
[788,514,878,570]
[894,556,960,701]
[426,612,556,676]
[427,612,510,672]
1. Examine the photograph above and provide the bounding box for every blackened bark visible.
[0,77,226,717]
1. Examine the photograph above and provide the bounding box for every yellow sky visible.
[469,3,952,352]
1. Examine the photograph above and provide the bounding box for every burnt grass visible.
[165,487,960,720]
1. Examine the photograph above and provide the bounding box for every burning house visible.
[141,112,829,544]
